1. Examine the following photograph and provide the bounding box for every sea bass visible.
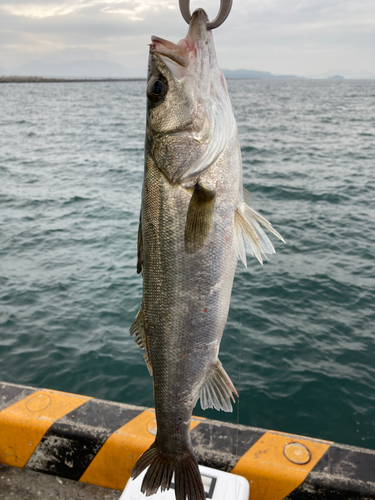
[130,8,283,500]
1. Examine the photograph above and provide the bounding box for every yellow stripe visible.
[232,431,331,500]
[0,389,90,467]
[80,410,204,490]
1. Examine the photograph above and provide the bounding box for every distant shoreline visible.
[1,75,373,84]
[0,76,146,83]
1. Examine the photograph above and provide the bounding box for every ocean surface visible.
[1,79,374,451]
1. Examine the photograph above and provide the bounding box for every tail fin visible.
[131,441,205,500]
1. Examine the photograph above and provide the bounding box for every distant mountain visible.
[307,69,375,79]
[327,75,344,80]
[2,60,143,79]
[223,69,302,79]
[2,59,373,80]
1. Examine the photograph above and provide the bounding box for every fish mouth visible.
[150,9,210,70]
[151,36,189,68]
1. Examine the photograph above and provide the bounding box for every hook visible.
[179,0,233,29]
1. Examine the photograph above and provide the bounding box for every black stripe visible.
[0,382,35,411]
[26,398,144,480]
[287,445,375,499]
[191,420,264,471]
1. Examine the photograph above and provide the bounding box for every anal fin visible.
[199,361,238,412]
[184,182,216,254]
[130,307,152,375]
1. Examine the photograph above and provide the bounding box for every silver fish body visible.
[130,9,283,500]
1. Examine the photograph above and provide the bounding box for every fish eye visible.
[147,76,168,103]
[151,80,164,96]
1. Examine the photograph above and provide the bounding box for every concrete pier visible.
[0,463,121,500]
[1,382,375,500]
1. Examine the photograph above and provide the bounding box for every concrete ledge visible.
[1,382,375,500]
[0,463,121,500]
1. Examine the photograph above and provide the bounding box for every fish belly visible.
[142,134,241,452]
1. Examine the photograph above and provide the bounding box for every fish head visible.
[147,8,235,184]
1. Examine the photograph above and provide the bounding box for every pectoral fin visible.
[198,361,238,412]
[130,307,152,375]
[184,183,216,254]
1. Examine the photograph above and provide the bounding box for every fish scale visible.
[130,8,283,500]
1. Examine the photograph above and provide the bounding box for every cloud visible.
[0,0,374,75]
[0,1,181,37]
[0,0,177,20]
[0,1,82,18]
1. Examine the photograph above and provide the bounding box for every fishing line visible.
[234,263,243,496]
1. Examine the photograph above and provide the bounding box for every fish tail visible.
[131,441,205,500]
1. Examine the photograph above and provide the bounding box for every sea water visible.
[0,79,374,450]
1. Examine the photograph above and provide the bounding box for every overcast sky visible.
[0,0,374,76]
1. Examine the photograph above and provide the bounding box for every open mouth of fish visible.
[150,9,210,75]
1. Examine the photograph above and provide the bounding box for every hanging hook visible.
[179,0,233,29]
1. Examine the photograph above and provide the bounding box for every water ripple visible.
[0,79,374,450]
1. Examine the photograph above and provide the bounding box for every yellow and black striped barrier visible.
[1,381,375,499]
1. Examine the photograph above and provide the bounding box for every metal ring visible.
[179,0,233,29]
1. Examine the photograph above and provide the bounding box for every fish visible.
[130,8,284,500]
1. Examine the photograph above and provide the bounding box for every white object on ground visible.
[120,465,250,500]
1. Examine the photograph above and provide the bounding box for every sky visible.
[0,0,374,77]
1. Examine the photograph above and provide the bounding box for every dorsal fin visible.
[234,195,285,266]
[243,186,253,205]
[198,361,238,412]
